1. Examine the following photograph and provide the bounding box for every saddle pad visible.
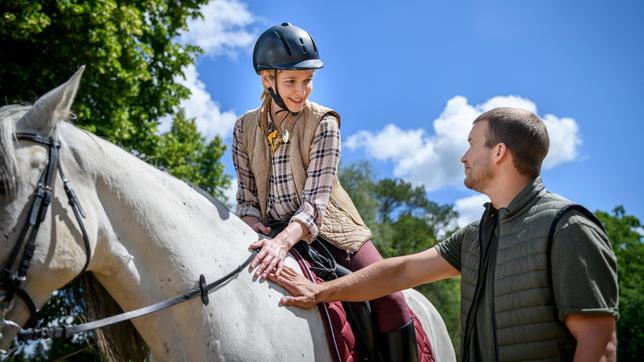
[411,309,436,362]
[291,253,435,362]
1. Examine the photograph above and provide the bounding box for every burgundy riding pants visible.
[324,239,411,333]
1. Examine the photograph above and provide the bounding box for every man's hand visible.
[269,246,460,309]
[268,266,320,309]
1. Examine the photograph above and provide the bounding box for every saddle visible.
[266,221,377,361]
[288,238,435,362]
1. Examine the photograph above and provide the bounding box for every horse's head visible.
[0,67,99,350]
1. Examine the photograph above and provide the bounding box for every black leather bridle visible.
[0,132,91,324]
[0,131,258,353]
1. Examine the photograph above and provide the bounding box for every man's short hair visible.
[474,107,549,178]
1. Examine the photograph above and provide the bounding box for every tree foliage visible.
[596,206,644,360]
[0,0,229,193]
[1,0,205,152]
[6,288,101,361]
[153,110,230,199]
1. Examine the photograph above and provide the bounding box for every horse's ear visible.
[21,65,85,133]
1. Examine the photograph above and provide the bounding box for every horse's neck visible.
[71,126,261,357]
[85,128,254,292]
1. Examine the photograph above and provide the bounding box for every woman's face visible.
[263,69,314,113]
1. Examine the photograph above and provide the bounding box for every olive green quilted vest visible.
[460,179,577,361]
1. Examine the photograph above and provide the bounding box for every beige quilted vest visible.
[238,100,372,252]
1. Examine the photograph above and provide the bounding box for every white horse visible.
[0,68,455,361]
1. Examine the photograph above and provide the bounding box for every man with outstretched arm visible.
[271,107,618,361]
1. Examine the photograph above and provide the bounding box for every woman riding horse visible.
[232,23,416,360]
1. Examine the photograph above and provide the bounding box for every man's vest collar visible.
[497,177,545,220]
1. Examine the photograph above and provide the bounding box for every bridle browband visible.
[0,131,260,353]
[0,132,91,322]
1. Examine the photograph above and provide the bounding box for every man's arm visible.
[565,314,617,362]
[552,211,619,361]
[270,246,460,308]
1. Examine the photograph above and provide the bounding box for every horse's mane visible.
[0,104,148,361]
[75,273,149,362]
[0,105,27,197]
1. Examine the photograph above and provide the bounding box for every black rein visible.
[18,250,258,341]
[1,132,259,344]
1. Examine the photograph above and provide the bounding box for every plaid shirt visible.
[232,113,341,241]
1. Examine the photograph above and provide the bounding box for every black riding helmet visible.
[253,23,324,113]
[253,22,324,73]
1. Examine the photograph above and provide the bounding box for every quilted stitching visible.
[411,309,436,362]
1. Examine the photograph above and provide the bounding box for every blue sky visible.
[172,0,644,225]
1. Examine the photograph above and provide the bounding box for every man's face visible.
[461,121,496,192]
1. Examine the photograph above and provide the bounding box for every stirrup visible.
[378,319,418,362]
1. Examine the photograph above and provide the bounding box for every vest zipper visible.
[492,214,500,362]
[462,208,490,362]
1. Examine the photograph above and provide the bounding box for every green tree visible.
[7,288,102,361]
[596,206,644,360]
[337,161,379,227]
[1,0,206,153]
[1,1,230,193]
[153,110,230,200]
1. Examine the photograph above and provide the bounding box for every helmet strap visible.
[267,70,299,116]
[267,86,289,114]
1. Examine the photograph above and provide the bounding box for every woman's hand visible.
[241,216,272,235]
[248,221,308,279]
[253,222,272,235]
[249,234,290,279]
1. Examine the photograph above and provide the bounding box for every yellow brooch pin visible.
[267,129,282,152]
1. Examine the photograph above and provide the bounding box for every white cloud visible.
[479,95,537,114]
[224,178,238,209]
[542,114,581,169]
[180,0,256,57]
[344,125,425,160]
[160,0,257,139]
[454,194,489,227]
[345,95,582,191]
[159,64,237,140]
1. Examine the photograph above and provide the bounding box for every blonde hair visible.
[260,70,278,104]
